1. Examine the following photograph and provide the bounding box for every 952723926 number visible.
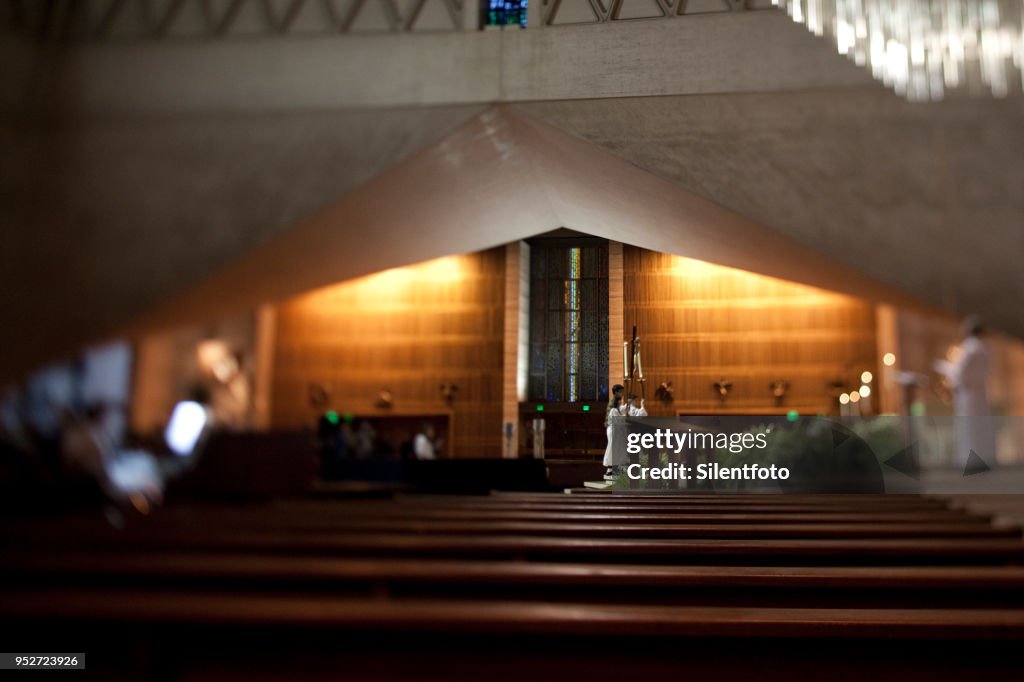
[1,653,85,669]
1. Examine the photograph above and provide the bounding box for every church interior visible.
[2,0,1024,678]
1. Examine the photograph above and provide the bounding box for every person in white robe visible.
[934,316,996,470]
[413,423,440,460]
[603,386,647,479]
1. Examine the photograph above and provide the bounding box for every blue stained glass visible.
[527,241,608,404]
[569,247,581,279]
[566,308,580,343]
[485,0,528,27]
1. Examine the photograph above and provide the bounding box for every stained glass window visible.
[483,0,528,28]
[528,238,608,403]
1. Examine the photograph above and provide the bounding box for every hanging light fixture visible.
[773,0,1024,100]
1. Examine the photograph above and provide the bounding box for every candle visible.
[636,346,644,380]
[623,342,629,380]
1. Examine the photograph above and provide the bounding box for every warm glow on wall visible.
[290,255,470,311]
[416,256,466,283]
[627,246,876,416]
[359,255,466,290]
[669,255,856,306]
[269,249,506,453]
[360,266,415,291]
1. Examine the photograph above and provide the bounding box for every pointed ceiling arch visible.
[129,105,933,336]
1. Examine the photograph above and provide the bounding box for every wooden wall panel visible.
[623,247,878,416]
[608,241,624,386]
[502,242,530,458]
[270,250,505,457]
[895,309,1024,418]
[891,308,1024,463]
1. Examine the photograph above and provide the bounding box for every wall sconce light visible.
[713,380,732,402]
[827,378,846,397]
[308,382,329,409]
[440,383,458,405]
[375,388,394,409]
[770,380,789,407]
[654,381,675,405]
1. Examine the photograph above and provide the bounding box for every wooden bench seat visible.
[526,491,954,504]
[245,508,996,525]
[7,553,1024,592]
[31,516,1008,539]
[399,492,955,508]
[1,494,1013,557]
[214,498,996,523]
[5,529,1021,564]
[4,509,998,551]
[3,588,1024,640]
[3,490,1023,678]
[124,519,1017,539]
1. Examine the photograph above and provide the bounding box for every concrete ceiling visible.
[3,11,1022,383]
[127,106,930,337]
[512,90,1024,339]
[8,93,1017,382]
[0,105,486,381]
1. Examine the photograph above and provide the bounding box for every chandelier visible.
[773,1,1024,100]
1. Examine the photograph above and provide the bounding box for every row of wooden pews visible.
[2,491,1024,679]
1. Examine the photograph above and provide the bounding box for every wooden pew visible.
[3,527,1023,565]
[1,501,1015,544]
[419,491,956,506]
[95,518,1019,539]
[5,552,1024,609]
[3,491,1024,678]
[8,553,1024,590]
[4,588,1024,639]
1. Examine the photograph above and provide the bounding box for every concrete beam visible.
[45,12,873,115]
